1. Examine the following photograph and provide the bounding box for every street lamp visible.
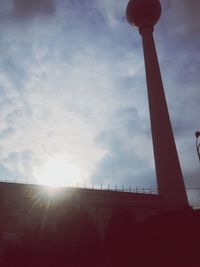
[195,131,200,162]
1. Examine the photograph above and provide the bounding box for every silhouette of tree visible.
[2,206,102,267]
[54,206,102,267]
[3,207,200,267]
[138,209,200,267]
[104,208,137,267]
[104,208,200,267]
[2,227,55,267]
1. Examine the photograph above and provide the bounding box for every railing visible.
[2,179,200,202]
[1,179,200,210]
[0,178,158,195]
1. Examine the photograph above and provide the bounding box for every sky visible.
[0,0,199,203]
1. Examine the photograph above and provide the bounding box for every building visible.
[0,181,163,243]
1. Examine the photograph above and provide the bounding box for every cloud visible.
[95,0,127,29]
[0,0,199,205]
[13,0,56,18]
[0,127,15,140]
[92,135,155,188]
[0,163,23,181]
[93,107,155,187]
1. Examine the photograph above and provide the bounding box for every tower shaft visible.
[141,26,188,207]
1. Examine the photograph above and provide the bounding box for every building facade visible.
[0,181,163,249]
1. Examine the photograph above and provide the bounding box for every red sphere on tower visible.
[126,0,161,30]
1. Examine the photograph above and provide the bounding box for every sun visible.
[35,155,83,187]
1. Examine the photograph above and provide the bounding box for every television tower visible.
[126,0,188,208]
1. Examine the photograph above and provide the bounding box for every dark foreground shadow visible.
[2,208,200,267]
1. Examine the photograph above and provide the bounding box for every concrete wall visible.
[0,182,164,245]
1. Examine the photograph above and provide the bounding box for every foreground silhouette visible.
[2,206,102,267]
[2,207,200,267]
[104,208,200,267]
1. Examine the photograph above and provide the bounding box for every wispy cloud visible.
[0,0,199,199]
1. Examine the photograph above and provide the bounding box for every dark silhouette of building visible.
[0,181,162,243]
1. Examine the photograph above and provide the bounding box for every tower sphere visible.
[126,0,161,29]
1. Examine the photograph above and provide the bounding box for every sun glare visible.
[35,155,84,187]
